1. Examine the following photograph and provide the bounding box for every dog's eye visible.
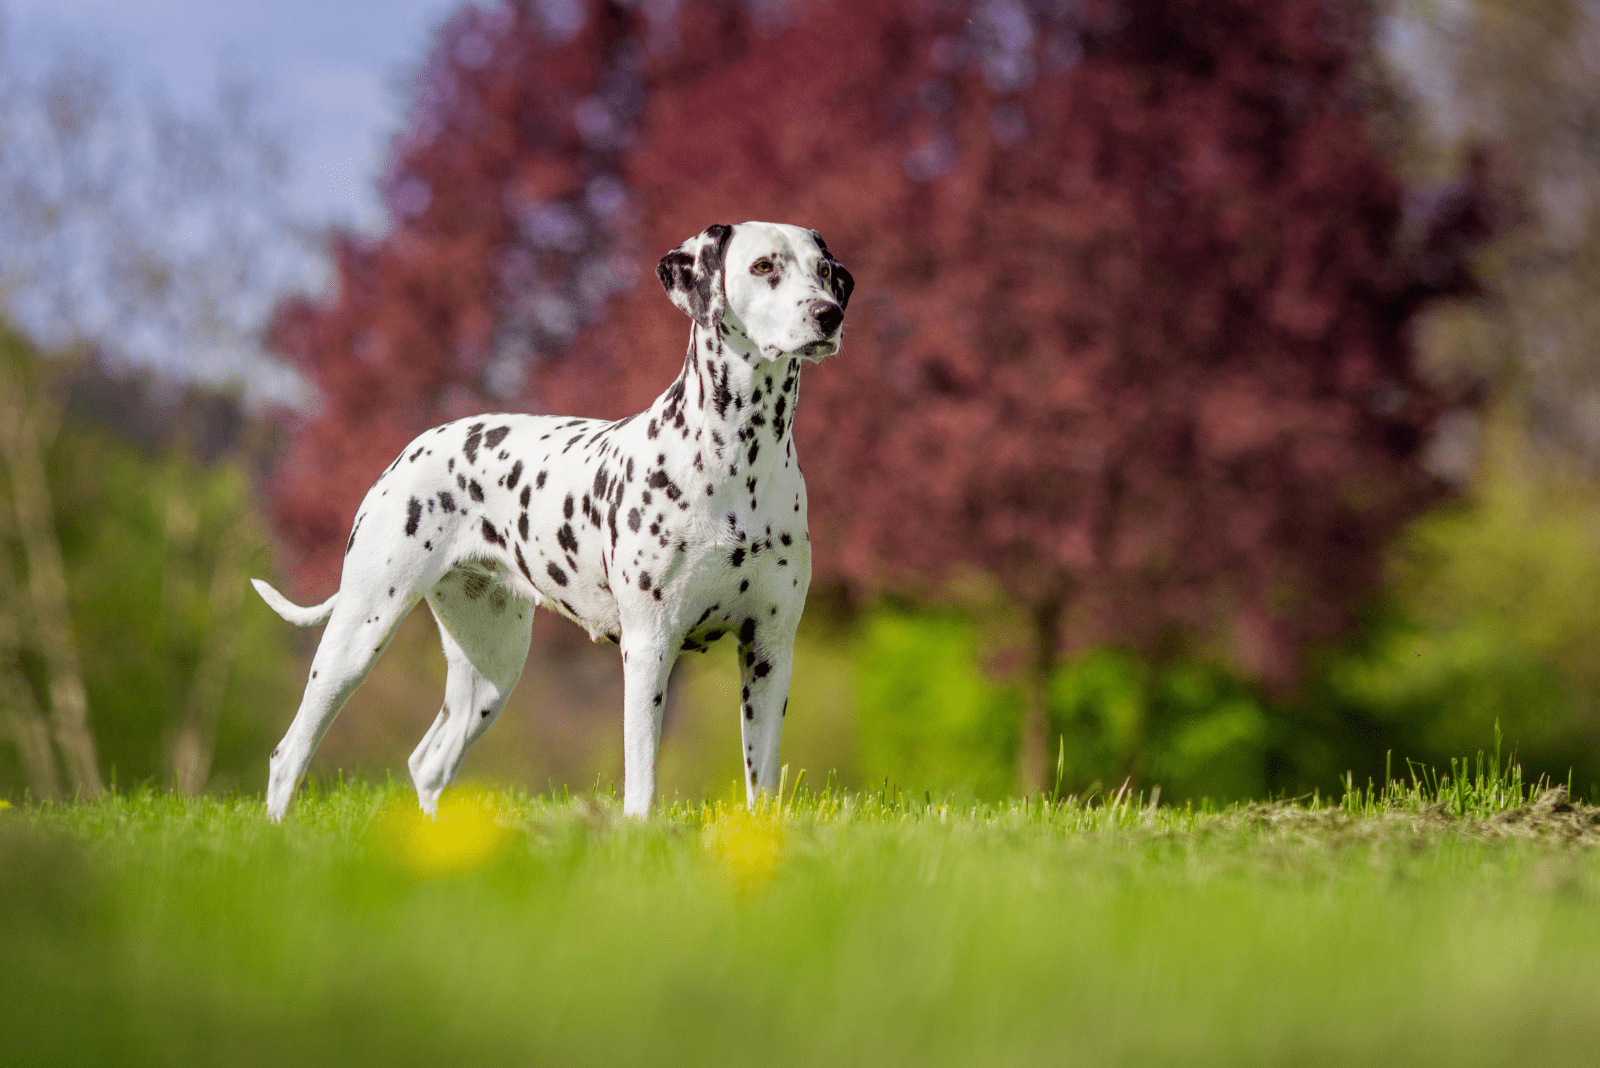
[818,262,830,279]
[751,259,774,275]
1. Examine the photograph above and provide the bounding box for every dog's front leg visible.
[737,618,797,806]
[619,629,678,817]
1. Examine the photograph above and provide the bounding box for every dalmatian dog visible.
[252,221,852,819]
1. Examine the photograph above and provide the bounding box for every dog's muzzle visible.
[800,300,844,360]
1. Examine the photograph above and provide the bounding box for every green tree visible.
[0,328,296,799]
[0,327,100,796]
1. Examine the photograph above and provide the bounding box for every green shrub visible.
[1297,431,1600,800]
[852,609,1272,804]
[853,609,1019,800]
[1049,649,1270,804]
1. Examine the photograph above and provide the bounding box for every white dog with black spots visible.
[253,221,853,819]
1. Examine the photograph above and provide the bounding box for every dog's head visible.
[657,221,853,362]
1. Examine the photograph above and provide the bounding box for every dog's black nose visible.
[811,300,843,337]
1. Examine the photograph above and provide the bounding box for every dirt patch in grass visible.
[1230,786,1600,845]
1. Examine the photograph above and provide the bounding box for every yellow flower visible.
[0,799,11,812]
[375,790,515,876]
[703,804,784,889]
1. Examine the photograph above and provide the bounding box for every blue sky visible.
[3,0,465,232]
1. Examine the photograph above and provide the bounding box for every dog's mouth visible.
[799,339,838,361]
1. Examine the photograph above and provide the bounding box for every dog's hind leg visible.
[407,568,533,815]
[266,581,420,819]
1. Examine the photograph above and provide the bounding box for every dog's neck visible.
[644,320,802,503]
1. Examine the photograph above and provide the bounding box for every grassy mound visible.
[3,764,1599,1067]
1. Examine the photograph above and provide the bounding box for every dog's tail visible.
[251,579,338,627]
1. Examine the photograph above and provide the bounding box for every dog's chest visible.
[677,508,811,652]
[583,430,807,646]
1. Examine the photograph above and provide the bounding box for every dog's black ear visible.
[810,230,854,311]
[657,223,735,327]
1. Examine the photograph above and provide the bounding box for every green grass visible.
[4,759,1600,1067]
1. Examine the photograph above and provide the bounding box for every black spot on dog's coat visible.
[405,498,421,537]
[485,426,510,449]
[463,422,485,464]
[547,562,569,586]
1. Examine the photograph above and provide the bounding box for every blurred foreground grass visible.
[4,773,1600,1067]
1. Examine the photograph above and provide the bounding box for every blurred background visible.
[2,0,1598,807]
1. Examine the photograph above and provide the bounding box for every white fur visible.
[254,222,851,818]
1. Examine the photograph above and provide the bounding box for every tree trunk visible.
[1,665,61,800]
[168,517,251,794]
[0,512,62,800]
[160,469,201,732]
[0,360,103,796]
[1015,596,1062,796]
